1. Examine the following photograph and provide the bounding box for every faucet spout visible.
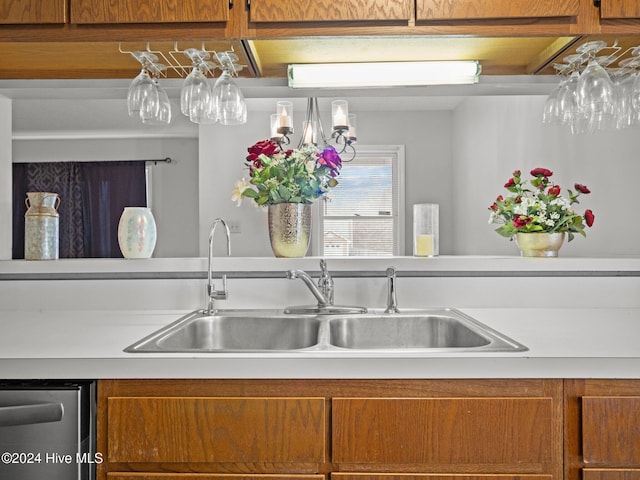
[286,268,331,308]
[206,218,231,315]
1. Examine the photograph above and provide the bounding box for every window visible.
[314,145,405,256]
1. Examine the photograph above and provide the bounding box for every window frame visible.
[312,144,405,256]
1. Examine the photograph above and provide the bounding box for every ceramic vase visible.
[117,207,157,259]
[267,203,311,258]
[515,232,565,257]
[24,192,60,260]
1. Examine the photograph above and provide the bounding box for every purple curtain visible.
[12,161,147,259]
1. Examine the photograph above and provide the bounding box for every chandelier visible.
[270,98,357,161]
[121,43,247,126]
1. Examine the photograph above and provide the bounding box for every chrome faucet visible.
[286,259,333,309]
[384,266,400,314]
[206,218,231,315]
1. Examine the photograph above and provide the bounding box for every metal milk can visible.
[24,192,60,260]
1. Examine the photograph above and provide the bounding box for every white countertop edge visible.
[2,357,639,380]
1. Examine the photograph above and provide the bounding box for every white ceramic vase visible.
[117,207,157,259]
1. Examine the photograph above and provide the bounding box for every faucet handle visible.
[318,259,334,305]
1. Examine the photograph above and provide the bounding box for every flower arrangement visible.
[488,167,595,241]
[232,139,342,206]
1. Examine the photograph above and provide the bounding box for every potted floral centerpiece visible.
[488,167,595,257]
[232,139,342,257]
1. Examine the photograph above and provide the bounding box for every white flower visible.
[231,178,250,206]
[305,160,316,174]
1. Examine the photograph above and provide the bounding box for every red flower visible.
[512,216,532,229]
[547,185,561,197]
[584,209,595,227]
[575,183,591,194]
[246,139,279,166]
[513,170,521,176]
[504,177,516,188]
[530,167,553,177]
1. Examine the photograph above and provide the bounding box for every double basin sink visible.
[125,308,527,353]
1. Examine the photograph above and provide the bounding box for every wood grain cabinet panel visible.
[70,0,229,24]
[333,397,554,465]
[333,475,553,480]
[584,470,640,480]
[0,0,66,24]
[249,0,412,23]
[109,476,325,480]
[416,0,579,21]
[107,397,325,464]
[600,1,640,19]
[582,396,640,465]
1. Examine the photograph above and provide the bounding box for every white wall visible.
[452,95,640,257]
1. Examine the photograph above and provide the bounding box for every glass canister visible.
[413,203,439,257]
[24,192,60,260]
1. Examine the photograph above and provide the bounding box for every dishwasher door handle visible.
[0,402,64,427]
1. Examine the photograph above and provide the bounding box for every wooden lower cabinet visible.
[98,379,562,480]
[565,380,640,480]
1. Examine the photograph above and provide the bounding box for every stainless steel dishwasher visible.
[0,380,97,480]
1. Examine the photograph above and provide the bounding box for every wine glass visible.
[576,41,616,127]
[141,79,172,125]
[127,52,159,118]
[213,69,247,125]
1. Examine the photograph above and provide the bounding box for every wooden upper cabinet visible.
[107,396,325,464]
[70,0,230,24]
[600,1,640,19]
[333,397,555,467]
[248,0,412,23]
[0,0,66,24]
[416,0,580,21]
[582,396,640,465]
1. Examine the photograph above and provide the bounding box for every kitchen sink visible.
[125,310,321,352]
[124,308,527,353]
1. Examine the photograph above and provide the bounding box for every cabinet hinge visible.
[229,0,233,9]
[593,0,601,6]
[246,0,251,10]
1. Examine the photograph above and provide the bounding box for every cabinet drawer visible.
[583,470,640,480]
[333,397,554,465]
[333,476,553,480]
[600,1,640,19]
[416,0,579,20]
[0,0,66,24]
[70,0,229,24]
[110,476,325,480]
[107,397,325,464]
[582,397,640,465]
[249,0,412,23]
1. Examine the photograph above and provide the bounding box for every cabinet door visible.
[70,0,230,24]
[0,0,66,24]
[600,1,640,19]
[110,475,325,480]
[416,0,579,21]
[107,397,325,464]
[249,0,412,23]
[333,475,553,480]
[583,470,640,480]
[333,397,554,466]
[582,396,640,465]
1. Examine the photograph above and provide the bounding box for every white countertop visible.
[1,307,639,379]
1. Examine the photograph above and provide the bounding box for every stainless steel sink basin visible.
[125,310,321,353]
[328,310,524,351]
[124,308,527,353]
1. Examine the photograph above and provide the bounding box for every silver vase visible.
[268,203,311,258]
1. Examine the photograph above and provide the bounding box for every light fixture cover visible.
[288,61,481,88]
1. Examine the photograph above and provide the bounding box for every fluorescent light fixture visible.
[288,60,481,88]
